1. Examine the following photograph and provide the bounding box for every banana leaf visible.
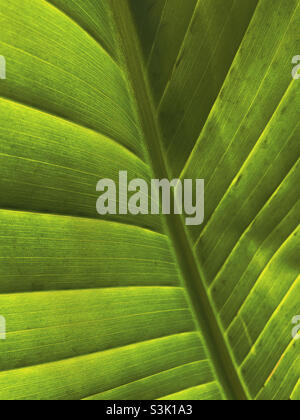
[0,0,299,400]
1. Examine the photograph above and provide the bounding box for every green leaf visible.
[0,0,299,400]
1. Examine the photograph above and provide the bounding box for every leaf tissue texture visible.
[0,0,299,401]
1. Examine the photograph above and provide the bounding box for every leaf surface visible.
[0,0,299,400]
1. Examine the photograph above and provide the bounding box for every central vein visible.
[110,0,249,401]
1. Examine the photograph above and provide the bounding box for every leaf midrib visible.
[109,0,249,401]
